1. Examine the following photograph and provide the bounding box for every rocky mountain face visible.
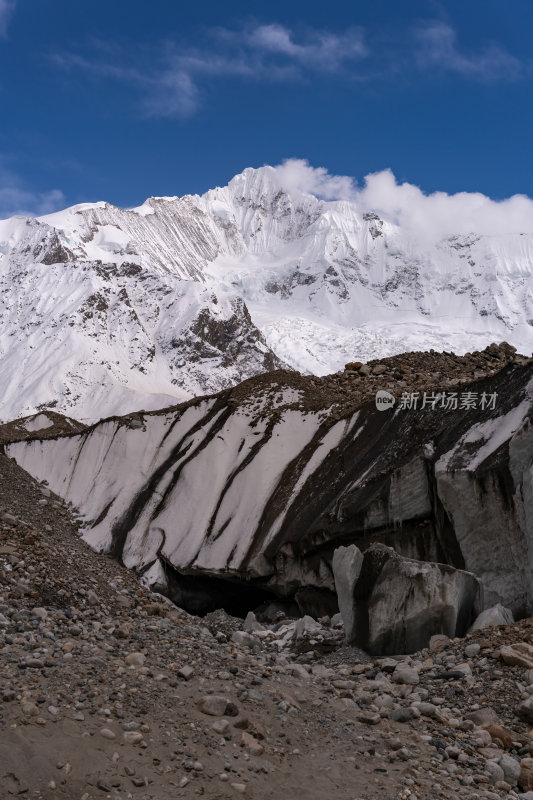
[1,166,533,422]
[4,344,532,639]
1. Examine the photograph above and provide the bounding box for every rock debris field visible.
[3,453,533,799]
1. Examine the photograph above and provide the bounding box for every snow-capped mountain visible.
[1,165,532,421]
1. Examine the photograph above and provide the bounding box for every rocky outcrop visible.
[337,544,481,655]
[0,411,85,445]
[3,352,533,622]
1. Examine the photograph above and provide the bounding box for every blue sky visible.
[0,0,532,216]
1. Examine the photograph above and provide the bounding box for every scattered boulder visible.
[429,634,451,652]
[500,643,533,669]
[177,665,195,681]
[390,707,419,722]
[242,611,264,634]
[343,544,482,655]
[240,731,264,756]
[469,603,514,632]
[123,731,143,745]
[124,652,146,667]
[465,707,500,727]
[198,696,239,717]
[391,664,419,686]
[485,760,505,786]
[294,615,323,640]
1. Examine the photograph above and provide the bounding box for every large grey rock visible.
[242,611,265,633]
[465,707,500,726]
[391,663,419,685]
[498,753,521,785]
[197,696,239,717]
[349,544,482,655]
[469,603,514,632]
[332,544,363,642]
[429,634,451,652]
[485,760,505,786]
[294,615,323,640]
[501,643,533,669]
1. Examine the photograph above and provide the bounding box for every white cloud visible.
[272,159,357,200]
[357,168,533,240]
[0,187,65,217]
[53,23,368,118]
[271,159,533,242]
[249,24,301,57]
[415,21,521,80]
[247,24,367,70]
[52,19,523,118]
[0,0,16,37]
[141,70,200,118]
[0,155,67,218]
[0,184,65,219]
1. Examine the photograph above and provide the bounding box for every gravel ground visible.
[2,451,533,800]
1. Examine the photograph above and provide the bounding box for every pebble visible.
[123,731,144,744]
[198,696,239,717]
[124,651,146,666]
[178,664,195,681]
[212,719,230,734]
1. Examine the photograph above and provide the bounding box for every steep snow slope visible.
[1,165,532,420]
[0,210,285,421]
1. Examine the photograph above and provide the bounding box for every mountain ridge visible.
[1,165,532,421]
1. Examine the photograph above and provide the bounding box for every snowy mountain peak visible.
[1,165,532,423]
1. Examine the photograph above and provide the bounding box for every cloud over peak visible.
[272,159,357,201]
[270,159,533,242]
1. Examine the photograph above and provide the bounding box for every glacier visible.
[1,165,532,421]
[5,356,533,617]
